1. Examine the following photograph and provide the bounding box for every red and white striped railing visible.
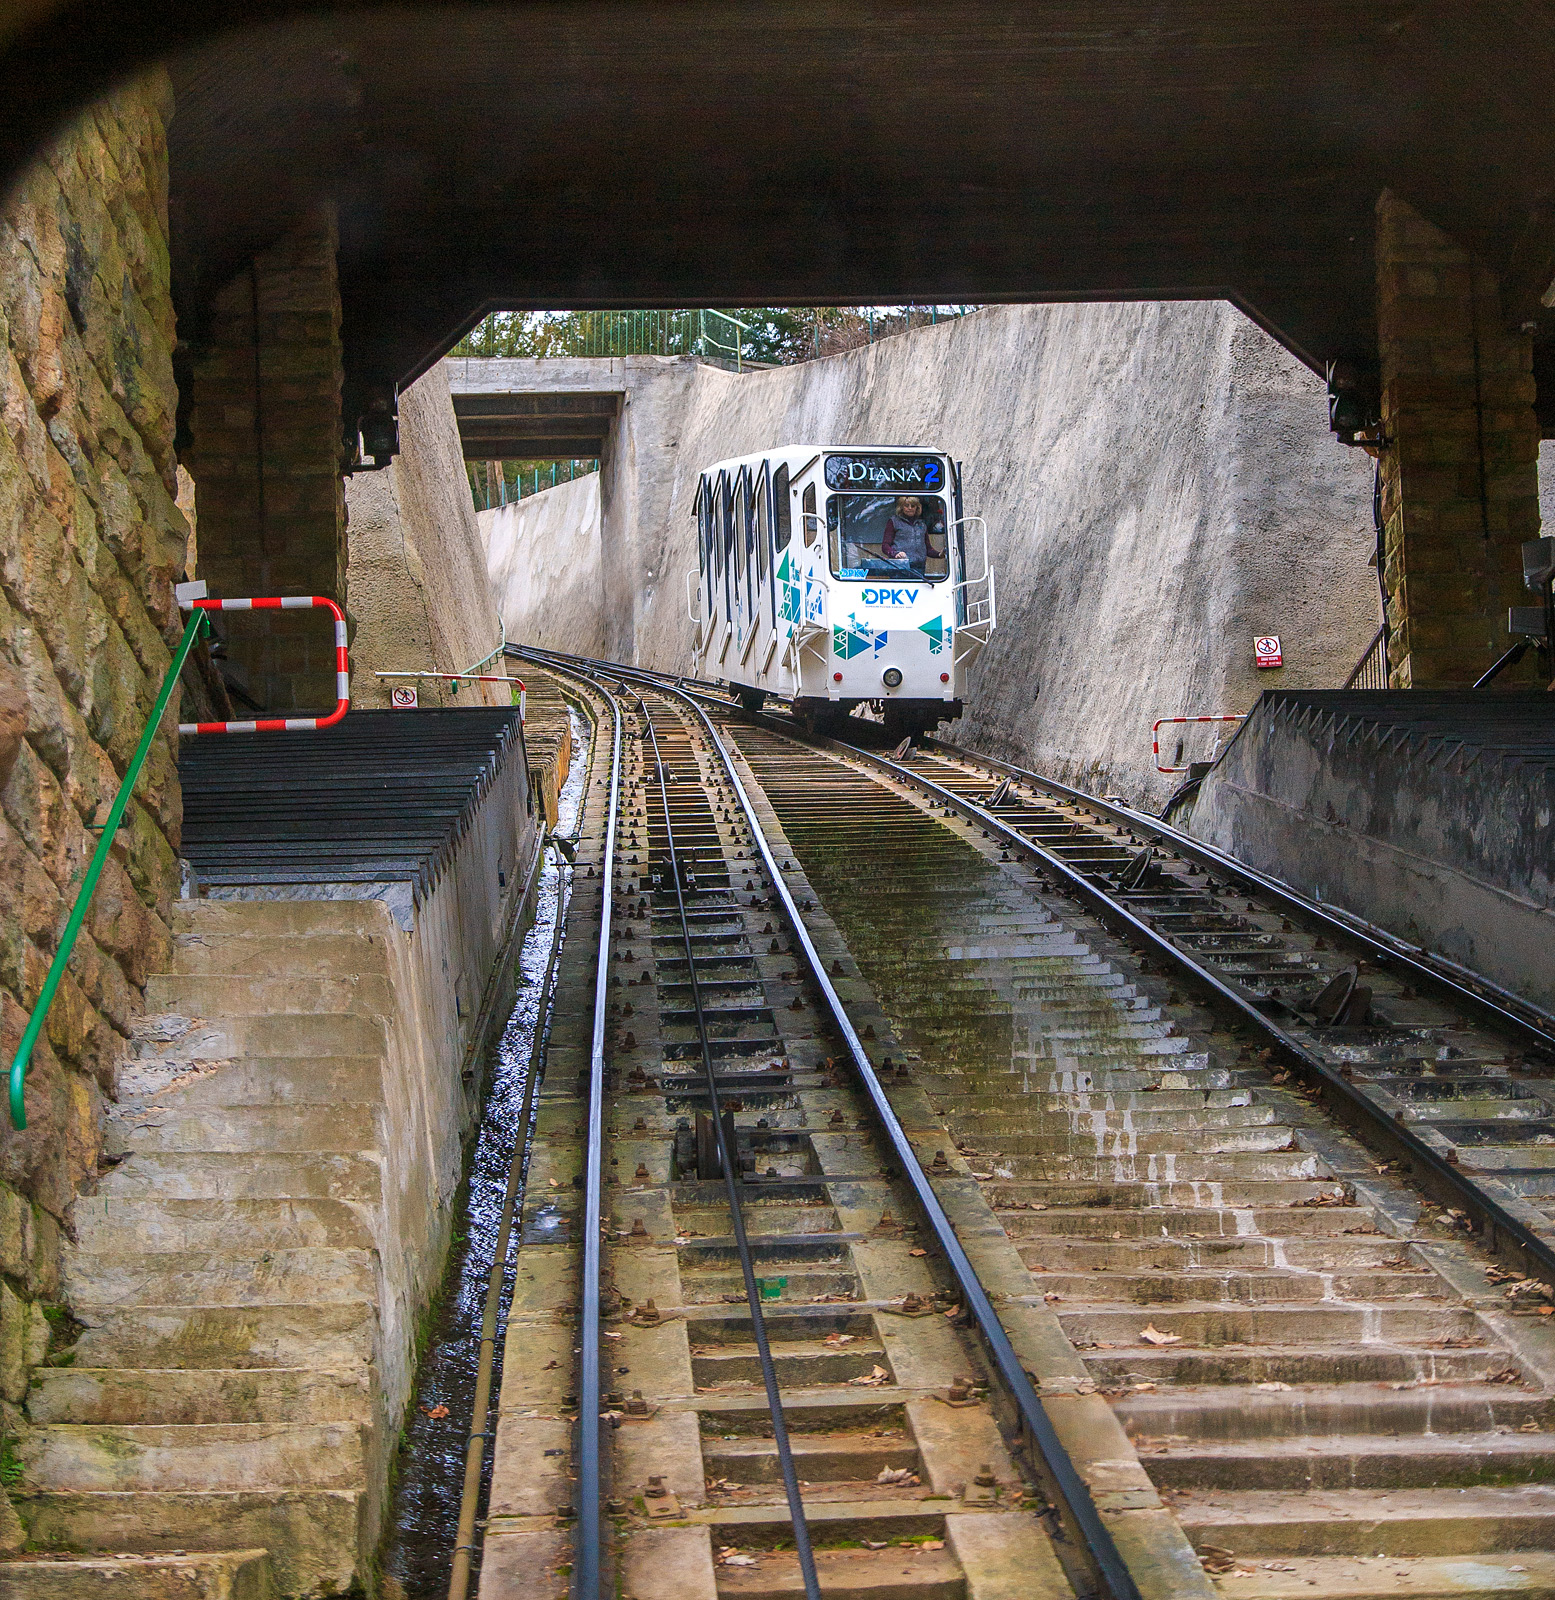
[178,595,350,735]
[1152,714,1243,774]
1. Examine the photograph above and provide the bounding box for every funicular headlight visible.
[881,667,904,689]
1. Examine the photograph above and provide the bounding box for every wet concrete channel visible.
[382,707,592,1600]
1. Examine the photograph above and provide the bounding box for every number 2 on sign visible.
[1254,636,1283,669]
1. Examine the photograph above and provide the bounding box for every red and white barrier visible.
[178,596,349,735]
[1152,714,1242,774]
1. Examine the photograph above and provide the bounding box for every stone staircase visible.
[4,900,410,1598]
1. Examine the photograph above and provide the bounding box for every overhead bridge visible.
[451,388,621,461]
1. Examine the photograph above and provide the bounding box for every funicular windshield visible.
[824,454,950,582]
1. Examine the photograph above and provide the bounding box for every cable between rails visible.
[635,691,822,1600]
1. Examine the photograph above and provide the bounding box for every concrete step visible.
[1084,1342,1510,1388]
[986,1178,1349,1209]
[0,1550,274,1600]
[1115,1383,1549,1443]
[1031,1268,1443,1304]
[1019,1234,1411,1270]
[144,975,394,1019]
[122,1058,385,1110]
[104,1104,382,1157]
[171,932,390,979]
[174,899,388,943]
[22,1422,368,1493]
[996,1149,1326,1182]
[1058,1302,1479,1347]
[97,1153,383,1204]
[72,1198,376,1254]
[961,1124,1298,1157]
[996,1205,1376,1239]
[712,1544,965,1598]
[690,1340,892,1388]
[1173,1486,1555,1555]
[28,1367,374,1427]
[70,1301,378,1370]
[125,1013,386,1065]
[64,1247,378,1307]
[14,1488,365,1597]
[1142,1431,1555,1490]
[701,1431,918,1483]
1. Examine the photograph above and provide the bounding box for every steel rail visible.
[649,679,1147,1600]
[573,676,623,1600]
[923,739,1555,1055]
[632,691,822,1600]
[824,734,1555,1291]
[449,840,570,1600]
[517,648,1148,1600]
[519,647,1555,1061]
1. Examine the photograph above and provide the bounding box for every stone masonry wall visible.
[1376,190,1544,687]
[185,206,346,714]
[0,73,188,1523]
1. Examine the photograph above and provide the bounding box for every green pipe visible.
[9,607,209,1130]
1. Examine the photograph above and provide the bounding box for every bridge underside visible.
[1,0,1549,691]
[451,392,619,462]
[2,3,1553,407]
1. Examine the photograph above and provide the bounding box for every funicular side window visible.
[773,465,791,551]
[753,464,770,587]
[719,472,734,618]
[732,473,748,598]
[696,479,712,577]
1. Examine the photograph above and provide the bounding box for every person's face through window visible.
[898,497,922,519]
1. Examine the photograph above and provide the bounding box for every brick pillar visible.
[185,206,346,712]
[1375,190,1544,687]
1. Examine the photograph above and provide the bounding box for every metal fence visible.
[550,309,750,368]
[1343,624,1390,689]
[472,458,599,509]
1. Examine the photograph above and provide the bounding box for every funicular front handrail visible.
[8,607,210,1130]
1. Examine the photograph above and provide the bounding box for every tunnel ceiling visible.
[4,2,1554,405]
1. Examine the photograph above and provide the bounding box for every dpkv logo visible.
[860,587,920,606]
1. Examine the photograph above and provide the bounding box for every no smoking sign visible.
[1254,636,1283,669]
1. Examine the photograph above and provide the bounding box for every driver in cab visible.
[880,496,944,578]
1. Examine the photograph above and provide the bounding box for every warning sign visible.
[1254,636,1283,669]
[390,686,419,709]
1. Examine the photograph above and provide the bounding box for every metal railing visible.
[477,458,600,510]
[8,607,211,1130]
[1343,624,1389,689]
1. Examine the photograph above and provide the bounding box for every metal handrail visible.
[1342,624,1389,690]
[8,607,210,1130]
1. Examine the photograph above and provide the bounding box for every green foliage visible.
[0,1440,22,1488]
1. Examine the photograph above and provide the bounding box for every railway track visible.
[479,649,1555,1600]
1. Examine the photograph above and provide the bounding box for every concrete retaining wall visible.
[481,472,605,658]
[1178,690,1555,1008]
[346,364,513,708]
[467,304,1377,807]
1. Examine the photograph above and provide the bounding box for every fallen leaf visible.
[1255,1381,1292,1392]
[721,1554,757,1568]
[877,1467,920,1485]
[909,1248,928,1258]
[862,1540,888,1550]
[849,1364,890,1387]
[421,1404,450,1419]
[1139,1323,1182,1346]
[921,1540,945,1550]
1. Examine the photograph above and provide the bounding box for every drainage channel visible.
[380,705,591,1600]
[483,660,1175,1600]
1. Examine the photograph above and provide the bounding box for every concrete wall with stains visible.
[466,305,1378,807]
